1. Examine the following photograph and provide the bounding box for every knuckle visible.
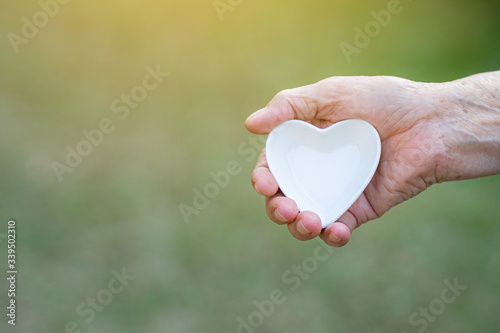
[274,89,293,101]
[251,170,260,187]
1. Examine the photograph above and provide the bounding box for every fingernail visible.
[328,233,342,243]
[297,220,311,236]
[274,209,285,222]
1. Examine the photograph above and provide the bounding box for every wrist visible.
[432,72,500,181]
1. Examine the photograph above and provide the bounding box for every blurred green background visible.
[1,0,499,332]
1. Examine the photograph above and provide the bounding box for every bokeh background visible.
[1,0,500,332]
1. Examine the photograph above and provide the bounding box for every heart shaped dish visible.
[266,119,381,228]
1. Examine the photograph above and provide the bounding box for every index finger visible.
[251,149,279,197]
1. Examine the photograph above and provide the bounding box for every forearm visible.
[435,71,500,181]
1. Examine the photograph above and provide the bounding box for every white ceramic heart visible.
[266,119,381,228]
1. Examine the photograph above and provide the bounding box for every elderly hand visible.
[245,72,500,247]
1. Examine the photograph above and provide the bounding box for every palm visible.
[348,130,437,228]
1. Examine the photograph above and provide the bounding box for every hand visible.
[245,73,500,247]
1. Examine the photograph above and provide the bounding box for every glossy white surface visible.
[266,119,381,228]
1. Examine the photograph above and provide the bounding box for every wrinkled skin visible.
[245,72,500,247]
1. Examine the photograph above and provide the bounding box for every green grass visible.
[0,0,499,332]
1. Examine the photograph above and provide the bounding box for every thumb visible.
[245,84,320,134]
